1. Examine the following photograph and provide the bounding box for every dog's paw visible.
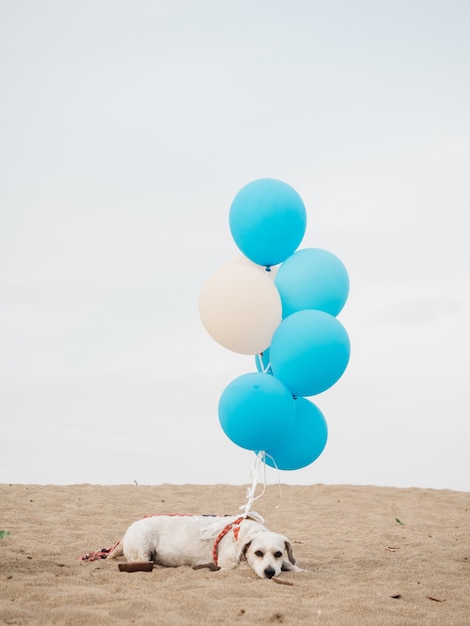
[281,562,307,573]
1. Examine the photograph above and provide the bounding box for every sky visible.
[1,0,469,492]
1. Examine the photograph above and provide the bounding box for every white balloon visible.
[199,263,282,355]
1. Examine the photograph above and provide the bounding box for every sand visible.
[1,483,469,625]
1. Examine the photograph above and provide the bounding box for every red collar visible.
[212,516,246,566]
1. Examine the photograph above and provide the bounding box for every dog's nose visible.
[264,567,275,579]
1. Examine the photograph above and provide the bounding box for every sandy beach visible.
[1,483,469,625]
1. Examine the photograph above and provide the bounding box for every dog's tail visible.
[107,541,123,559]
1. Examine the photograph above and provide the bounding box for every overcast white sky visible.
[1,1,469,491]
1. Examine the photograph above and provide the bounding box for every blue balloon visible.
[275,247,349,317]
[270,309,350,397]
[218,372,295,451]
[229,179,307,267]
[254,348,272,374]
[263,397,328,470]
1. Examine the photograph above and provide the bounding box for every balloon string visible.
[264,452,283,510]
[240,451,283,516]
[241,451,265,516]
[255,353,272,374]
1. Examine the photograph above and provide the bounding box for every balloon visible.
[270,309,350,397]
[199,263,282,355]
[218,373,296,451]
[229,178,307,267]
[263,397,328,470]
[275,247,349,317]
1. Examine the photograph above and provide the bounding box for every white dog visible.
[108,513,300,579]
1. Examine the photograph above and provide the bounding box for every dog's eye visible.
[274,551,283,559]
[254,550,264,558]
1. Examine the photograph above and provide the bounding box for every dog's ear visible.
[281,539,305,573]
[236,540,251,564]
[284,540,296,566]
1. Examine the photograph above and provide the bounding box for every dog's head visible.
[238,530,296,579]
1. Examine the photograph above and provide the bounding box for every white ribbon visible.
[240,451,284,518]
[255,353,272,374]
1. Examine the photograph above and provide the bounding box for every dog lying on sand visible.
[108,512,301,579]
